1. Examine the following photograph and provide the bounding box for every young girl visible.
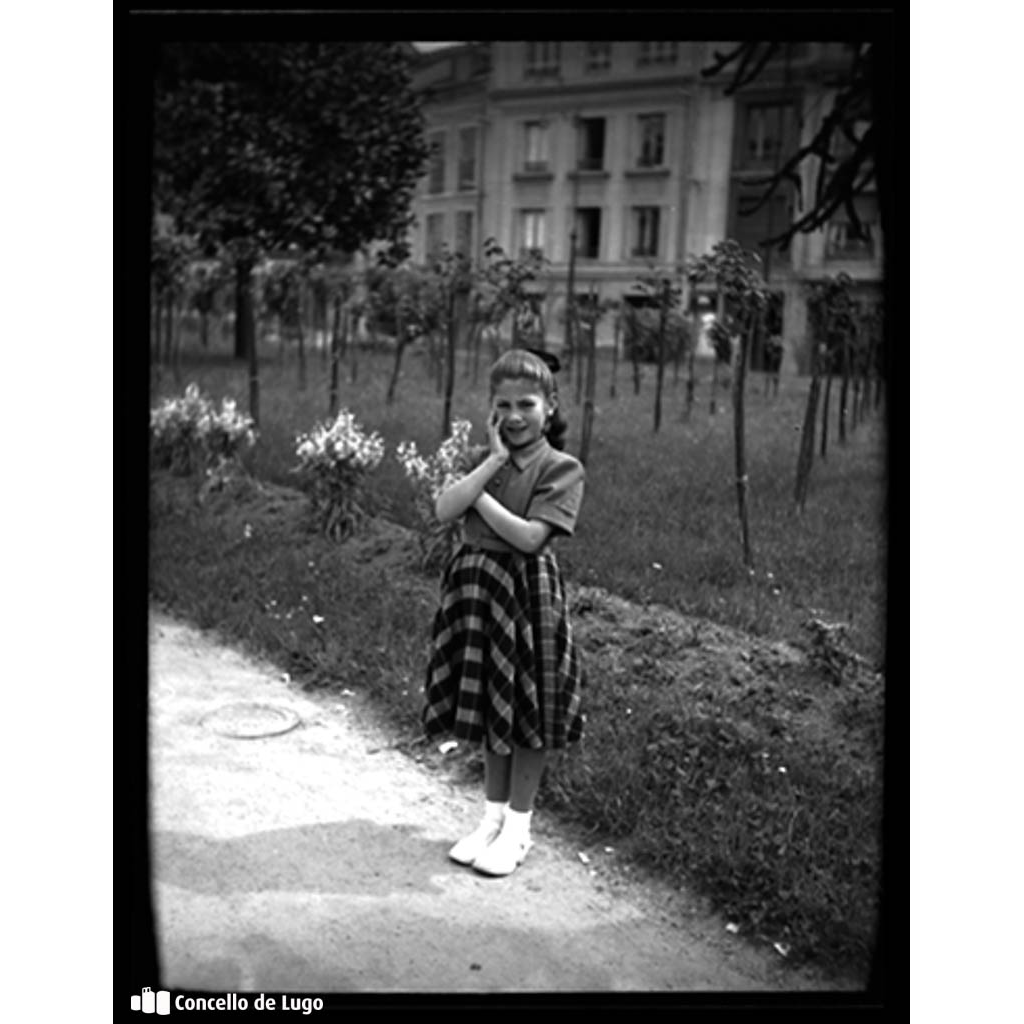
[422,349,586,877]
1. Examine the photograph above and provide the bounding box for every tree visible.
[186,258,229,350]
[474,238,549,360]
[577,290,616,465]
[150,222,195,384]
[633,268,685,434]
[153,42,430,422]
[689,240,768,569]
[365,263,445,407]
[795,273,858,509]
[431,247,475,438]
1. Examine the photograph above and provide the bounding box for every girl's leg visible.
[449,748,510,866]
[509,746,546,812]
[473,746,545,876]
[484,749,512,802]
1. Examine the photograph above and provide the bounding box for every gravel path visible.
[148,608,852,994]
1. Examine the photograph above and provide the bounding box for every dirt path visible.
[148,608,853,994]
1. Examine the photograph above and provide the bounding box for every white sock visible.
[483,800,507,826]
[501,808,532,840]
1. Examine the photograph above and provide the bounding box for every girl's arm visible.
[472,491,553,554]
[435,450,507,523]
[435,411,509,523]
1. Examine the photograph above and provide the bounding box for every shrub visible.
[150,383,257,480]
[293,410,385,540]
[395,418,473,571]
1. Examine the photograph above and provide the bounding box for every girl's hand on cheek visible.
[488,410,510,462]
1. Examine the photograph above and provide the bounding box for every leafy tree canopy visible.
[153,42,431,264]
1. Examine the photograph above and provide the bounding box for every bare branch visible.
[700,43,750,80]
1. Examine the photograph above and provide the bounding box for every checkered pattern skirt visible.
[422,545,585,755]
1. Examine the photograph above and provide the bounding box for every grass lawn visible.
[152,332,888,666]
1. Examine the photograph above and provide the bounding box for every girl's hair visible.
[489,349,569,450]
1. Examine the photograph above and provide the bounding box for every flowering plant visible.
[294,409,385,540]
[150,383,257,480]
[395,419,473,571]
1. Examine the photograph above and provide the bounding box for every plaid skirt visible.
[422,545,585,755]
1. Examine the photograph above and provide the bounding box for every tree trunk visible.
[685,340,696,421]
[233,263,255,363]
[296,300,307,392]
[609,311,620,399]
[350,311,359,384]
[733,310,754,568]
[580,311,598,464]
[161,294,173,367]
[199,311,209,349]
[473,319,485,384]
[432,329,443,394]
[318,287,329,367]
[838,330,850,445]
[386,307,407,406]
[861,336,873,422]
[442,289,458,438]
[575,310,585,406]
[794,346,822,511]
[171,299,183,385]
[820,359,833,459]
[235,260,259,425]
[151,287,161,361]
[653,298,668,433]
[630,318,641,395]
[672,321,683,387]
[873,326,885,411]
[328,294,342,416]
[710,358,720,415]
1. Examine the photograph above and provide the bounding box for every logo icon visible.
[131,988,170,1014]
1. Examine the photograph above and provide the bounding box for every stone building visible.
[408,41,883,374]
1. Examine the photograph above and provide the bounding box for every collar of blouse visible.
[507,435,549,472]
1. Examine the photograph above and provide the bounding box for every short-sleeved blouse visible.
[461,437,585,553]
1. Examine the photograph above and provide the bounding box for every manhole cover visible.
[201,702,301,739]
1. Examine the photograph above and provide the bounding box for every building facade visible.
[408,41,883,373]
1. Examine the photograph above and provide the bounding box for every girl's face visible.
[491,377,553,449]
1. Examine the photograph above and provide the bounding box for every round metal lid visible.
[200,702,301,739]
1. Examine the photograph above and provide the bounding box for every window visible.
[455,210,475,258]
[523,121,550,172]
[737,102,798,169]
[729,183,791,265]
[525,42,561,77]
[826,193,879,260]
[636,113,665,167]
[427,131,446,194]
[637,42,678,67]
[425,213,445,259]
[457,126,478,191]
[631,206,660,258]
[585,41,612,71]
[518,209,546,257]
[574,208,602,260]
[576,117,606,171]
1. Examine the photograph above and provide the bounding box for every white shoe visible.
[472,824,533,877]
[449,819,503,865]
